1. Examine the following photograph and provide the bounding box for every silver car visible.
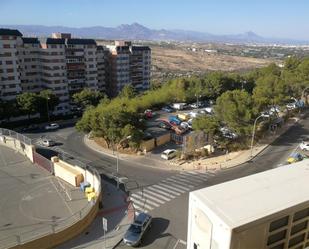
[39,138,56,147]
[123,212,152,247]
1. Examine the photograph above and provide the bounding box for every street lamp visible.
[46,97,50,122]
[195,94,201,108]
[115,135,131,189]
[250,113,269,158]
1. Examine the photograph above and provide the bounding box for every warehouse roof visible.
[0,28,22,36]
[191,160,309,229]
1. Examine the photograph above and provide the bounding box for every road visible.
[24,113,309,249]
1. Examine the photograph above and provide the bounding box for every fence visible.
[0,128,101,249]
[171,133,184,144]
[33,150,54,174]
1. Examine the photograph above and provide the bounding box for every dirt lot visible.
[151,45,274,81]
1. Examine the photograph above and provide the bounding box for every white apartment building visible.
[106,41,151,96]
[0,29,23,100]
[40,38,70,114]
[19,37,41,93]
[187,160,309,249]
[96,45,106,92]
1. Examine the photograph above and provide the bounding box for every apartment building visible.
[66,38,99,95]
[130,46,151,92]
[0,28,23,100]
[106,40,151,96]
[96,45,106,92]
[18,37,41,93]
[40,38,70,114]
[187,160,309,249]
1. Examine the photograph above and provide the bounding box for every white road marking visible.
[152,184,181,196]
[147,186,176,199]
[143,189,171,201]
[131,194,160,207]
[133,191,165,204]
[157,183,186,194]
[130,197,154,210]
[161,180,192,191]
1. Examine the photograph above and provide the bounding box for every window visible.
[288,233,305,248]
[6,61,13,65]
[3,44,10,48]
[6,68,13,73]
[291,221,307,235]
[267,230,287,245]
[270,244,284,249]
[293,208,309,222]
[269,216,289,232]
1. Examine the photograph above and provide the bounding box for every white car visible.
[180,122,189,130]
[45,123,60,130]
[161,149,177,160]
[300,141,309,151]
[39,138,56,147]
[286,102,297,110]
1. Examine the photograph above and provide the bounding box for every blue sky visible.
[0,0,309,40]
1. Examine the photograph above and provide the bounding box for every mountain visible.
[1,23,307,45]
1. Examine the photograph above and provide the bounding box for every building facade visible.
[0,29,151,116]
[0,29,23,100]
[187,160,309,249]
[106,40,151,96]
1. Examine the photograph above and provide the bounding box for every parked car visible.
[180,121,189,130]
[189,102,203,109]
[220,127,238,139]
[300,141,309,151]
[123,212,152,247]
[161,106,174,113]
[161,149,177,160]
[172,103,186,110]
[286,102,297,110]
[39,138,56,147]
[144,109,154,119]
[158,122,172,130]
[44,123,59,130]
[204,107,214,114]
[177,113,190,121]
[168,115,181,125]
[143,132,153,140]
[287,152,303,164]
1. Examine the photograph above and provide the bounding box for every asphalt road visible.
[23,113,309,249]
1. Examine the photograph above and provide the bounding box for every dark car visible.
[162,106,174,113]
[158,121,172,130]
[123,212,152,247]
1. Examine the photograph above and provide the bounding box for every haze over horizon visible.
[0,0,309,40]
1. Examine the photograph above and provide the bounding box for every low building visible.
[187,160,309,249]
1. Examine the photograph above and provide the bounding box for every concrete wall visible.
[141,138,155,152]
[156,133,171,147]
[0,135,34,162]
[11,196,100,249]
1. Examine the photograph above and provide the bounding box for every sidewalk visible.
[57,179,135,249]
[180,116,302,171]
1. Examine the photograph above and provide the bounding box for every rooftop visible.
[0,28,22,37]
[192,160,309,228]
[46,38,65,44]
[22,37,40,44]
[131,46,151,51]
[67,38,96,45]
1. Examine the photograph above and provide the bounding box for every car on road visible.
[161,149,177,160]
[300,141,309,151]
[123,212,152,247]
[39,138,56,147]
[44,123,60,130]
[287,152,303,164]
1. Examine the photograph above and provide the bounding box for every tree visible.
[119,84,136,99]
[72,88,105,108]
[38,90,59,119]
[215,90,255,136]
[16,92,38,119]
[192,116,220,135]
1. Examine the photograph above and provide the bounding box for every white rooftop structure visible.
[192,159,309,229]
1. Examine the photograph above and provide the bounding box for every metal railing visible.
[0,128,32,145]
[0,128,101,249]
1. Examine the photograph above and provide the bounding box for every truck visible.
[172,103,187,110]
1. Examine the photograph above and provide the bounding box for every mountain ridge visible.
[1,23,307,45]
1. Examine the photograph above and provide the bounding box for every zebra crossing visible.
[130,170,216,214]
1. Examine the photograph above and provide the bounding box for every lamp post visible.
[115,135,131,189]
[46,97,50,122]
[195,94,201,108]
[250,114,269,158]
